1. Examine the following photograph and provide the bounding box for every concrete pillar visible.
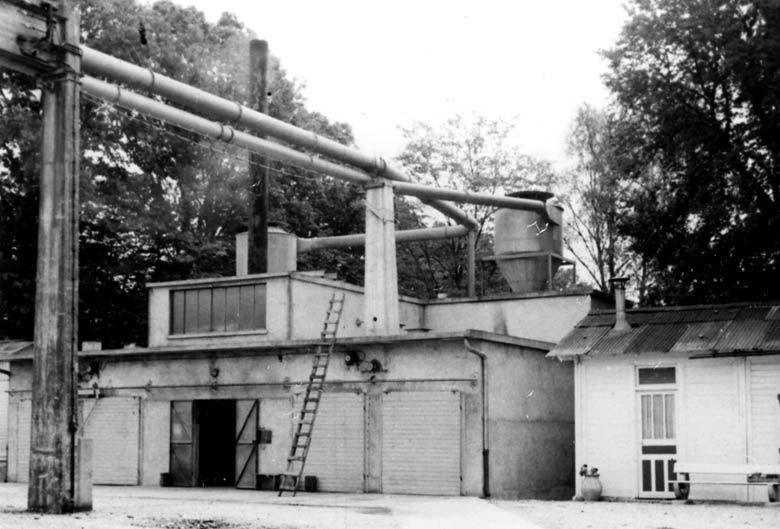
[364,180,399,335]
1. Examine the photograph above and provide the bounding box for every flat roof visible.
[2,330,553,363]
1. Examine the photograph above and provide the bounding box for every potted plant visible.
[579,464,602,501]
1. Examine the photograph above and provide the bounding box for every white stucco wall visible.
[424,293,599,344]
[147,274,426,347]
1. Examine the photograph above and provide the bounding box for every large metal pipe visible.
[80,46,478,228]
[81,76,371,185]
[297,225,469,253]
[81,77,557,224]
[81,45,388,175]
[394,182,563,225]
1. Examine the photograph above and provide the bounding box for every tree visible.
[0,0,363,346]
[396,115,558,296]
[603,0,780,304]
[562,104,653,301]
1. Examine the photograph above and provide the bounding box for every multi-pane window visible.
[170,283,266,335]
[641,393,675,439]
[638,366,676,440]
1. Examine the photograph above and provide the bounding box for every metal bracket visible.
[16,1,81,86]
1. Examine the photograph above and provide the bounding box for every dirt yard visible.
[0,483,778,529]
[495,498,780,529]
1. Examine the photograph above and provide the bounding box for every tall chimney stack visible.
[609,277,630,332]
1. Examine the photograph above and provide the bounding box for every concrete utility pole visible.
[248,39,270,274]
[27,1,87,513]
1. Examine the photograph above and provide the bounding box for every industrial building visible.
[549,282,780,502]
[1,200,610,498]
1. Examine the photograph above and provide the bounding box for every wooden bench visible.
[671,463,780,502]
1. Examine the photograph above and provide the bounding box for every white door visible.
[303,392,365,492]
[382,391,461,495]
[81,397,141,485]
[637,366,678,498]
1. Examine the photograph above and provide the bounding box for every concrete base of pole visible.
[74,439,93,511]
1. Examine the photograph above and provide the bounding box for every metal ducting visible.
[493,191,564,293]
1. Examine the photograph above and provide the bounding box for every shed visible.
[549,302,780,501]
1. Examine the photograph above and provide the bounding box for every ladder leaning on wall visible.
[278,291,346,496]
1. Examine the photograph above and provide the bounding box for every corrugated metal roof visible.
[586,328,639,356]
[550,327,610,358]
[630,323,687,353]
[670,322,723,353]
[712,320,770,352]
[547,302,780,359]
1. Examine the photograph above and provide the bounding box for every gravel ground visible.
[1,483,779,529]
[495,498,780,529]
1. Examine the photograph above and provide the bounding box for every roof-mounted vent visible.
[609,277,630,332]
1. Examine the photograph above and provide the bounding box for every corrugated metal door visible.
[382,391,461,495]
[749,359,780,463]
[16,399,31,483]
[303,392,364,492]
[0,373,8,466]
[81,397,140,485]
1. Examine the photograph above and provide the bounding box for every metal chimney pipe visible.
[609,277,630,332]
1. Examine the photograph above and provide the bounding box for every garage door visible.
[0,373,8,465]
[382,391,461,495]
[81,397,140,485]
[303,392,364,492]
[15,399,31,483]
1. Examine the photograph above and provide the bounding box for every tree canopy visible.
[603,0,780,304]
[0,0,364,346]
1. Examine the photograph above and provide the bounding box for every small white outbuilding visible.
[549,301,780,502]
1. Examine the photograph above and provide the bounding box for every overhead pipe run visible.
[394,182,563,226]
[297,225,470,253]
[80,76,371,185]
[80,45,476,229]
[81,77,559,225]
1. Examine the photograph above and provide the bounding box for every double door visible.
[169,398,291,488]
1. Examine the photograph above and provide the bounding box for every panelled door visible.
[235,399,258,489]
[637,366,678,498]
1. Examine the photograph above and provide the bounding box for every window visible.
[638,366,676,385]
[170,283,266,335]
[641,393,675,439]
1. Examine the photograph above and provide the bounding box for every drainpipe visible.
[609,277,630,332]
[464,338,490,498]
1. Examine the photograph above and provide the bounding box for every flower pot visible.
[581,475,602,501]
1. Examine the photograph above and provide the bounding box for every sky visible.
[175,0,629,167]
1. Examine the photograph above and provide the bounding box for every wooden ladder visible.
[278,291,345,496]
